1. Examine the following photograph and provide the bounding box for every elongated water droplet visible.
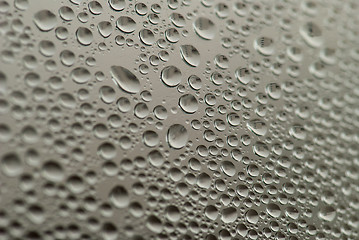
[110,66,141,93]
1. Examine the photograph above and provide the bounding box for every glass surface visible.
[0,0,358,239]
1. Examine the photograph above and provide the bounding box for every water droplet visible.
[1,153,23,177]
[139,29,155,45]
[161,66,182,87]
[110,66,141,93]
[147,150,164,167]
[180,45,200,67]
[33,10,56,31]
[266,203,281,218]
[254,37,274,56]
[41,160,64,182]
[108,0,125,11]
[253,142,269,158]
[179,94,198,113]
[116,16,136,33]
[76,27,93,45]
[247,119,267,136]
[300,22,323,48]
[109,185,129,208]
[167,124,188,149]
[246,209,259,224]
[221,207,237,223]
[71,67,91,84]
[146,215,163,233]
[318,206,336,222]
[193,17,216,40]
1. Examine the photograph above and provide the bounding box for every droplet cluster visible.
[0,0,358,239]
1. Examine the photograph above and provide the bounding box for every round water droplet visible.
[220,161,236,177]
[146,215,163,233]
[266,83,282,100]
[235,67,251,85]
[147,150,164,167]
[300,22,323,48]
[266,203,281,218]
[165,205,181,222]
[1,153,23,177]
[246,209,259,224]
[254,37,274,56]
[109,185,129,208]
[59,6,75,21]
[221,207,237,223]
[205,205,218,220]
[98,21,113,38]
[161,66,182,87]
[179,94,198,113]
[142,130,159,147]
[197,172,211,189]
[253,141,269,158]
[41,160,64,182]
[170,13,185,27]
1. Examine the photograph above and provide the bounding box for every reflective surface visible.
[0,0,358,239]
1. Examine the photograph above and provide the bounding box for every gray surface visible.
[0,0,358,239]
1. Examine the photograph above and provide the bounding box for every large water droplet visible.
[318,206,336,222]
[76,27,93,45]
[221,207,237,223]
[161,66,182,87]
[146,215,163,233]
[247,119,267,136]
[180,45,200,67]
[1,153,23,177]
[266,203,281,218]
[253,142,269,158]
[109,185,130,208]
[179,94,198,113]
[110,66,141,93]
[33,10,57,31]
[300,22,323,48]
[139,29,155,45]
[254,36,274,56]
[71,67,91,84]
[193,17,216,40]
[167,124,188,149]
[116,16,136,33]
[245,209,259,224]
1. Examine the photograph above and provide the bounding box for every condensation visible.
[0,0,358,239]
